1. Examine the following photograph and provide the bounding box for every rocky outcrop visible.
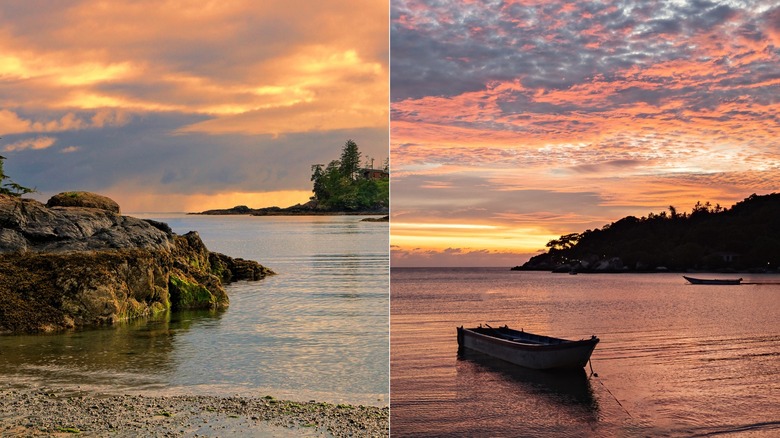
[512,254,629,273]
[0,195,171,253]
[46,191,121,214]
[0,193,274,334]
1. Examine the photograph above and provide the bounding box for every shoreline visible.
[191,211,388,216]
[0,383,388,437]
[189,202,388,217]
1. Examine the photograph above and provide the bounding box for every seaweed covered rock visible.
[0,193,274,334]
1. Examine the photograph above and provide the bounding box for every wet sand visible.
[0,384,388,437]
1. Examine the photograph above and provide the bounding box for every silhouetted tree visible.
[520,193,780,272]
[310,164,327,201]
[0,155,35,197]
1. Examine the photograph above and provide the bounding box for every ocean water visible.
[391,268,780,437]
[0,214,389,406]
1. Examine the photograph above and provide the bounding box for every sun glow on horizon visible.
[392,222,500,230]
[92,189,314,214]
[391,221,556,253]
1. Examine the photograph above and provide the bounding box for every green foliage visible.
[339,139,361,180]
[310,140,388,211]
[0,155,35,197]
[525,193,780,271]
[310,164,327,200]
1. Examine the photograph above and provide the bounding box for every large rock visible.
[0,193,274,334]
[0,194,170,253]
[46,191,121,213]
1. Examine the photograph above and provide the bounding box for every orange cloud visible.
[2,0,388,215]
[1,0,388,136]
[0,109,131,134]
[3,136,57,152]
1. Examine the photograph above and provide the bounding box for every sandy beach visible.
[0,384,388,437]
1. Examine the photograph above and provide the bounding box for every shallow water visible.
[390,268,780,436]
[0,214,389,406]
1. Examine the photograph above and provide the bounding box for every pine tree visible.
[310,164,327,201]
[0,155,35,197]
[338,139,361,180]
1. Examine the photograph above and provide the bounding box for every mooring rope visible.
[588,359,633,419]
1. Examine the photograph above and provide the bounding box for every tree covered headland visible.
[310,139,389,212]
[518,193,780,273]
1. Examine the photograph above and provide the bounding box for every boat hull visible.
[457,326,598,370]
[683,276,742,285]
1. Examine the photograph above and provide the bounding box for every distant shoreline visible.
[191,203,388,217]
[192,210,388,216]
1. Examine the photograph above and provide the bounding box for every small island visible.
[514,193,780,274]
[195,140,389,216]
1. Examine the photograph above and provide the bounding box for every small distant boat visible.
[683,276,742,285]
[457,325,599,370]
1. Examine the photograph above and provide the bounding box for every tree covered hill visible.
[310,139,388,212]
[197,139,388,215]
[517,193,780,273]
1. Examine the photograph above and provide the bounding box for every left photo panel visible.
[0,1,389,436]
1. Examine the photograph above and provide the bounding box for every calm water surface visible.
[0,214,389,406]
[391,268,780,436]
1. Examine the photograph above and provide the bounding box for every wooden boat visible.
[683,276,742,285]
[457,325,599,370]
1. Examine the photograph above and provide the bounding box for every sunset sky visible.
[0,1,388,212]
[390,0,780,267]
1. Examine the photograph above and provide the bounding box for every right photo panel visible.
[390,1,780,436]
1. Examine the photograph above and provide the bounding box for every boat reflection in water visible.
[457,348,599,410]
[453,348,600,435]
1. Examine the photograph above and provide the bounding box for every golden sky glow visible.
[391,0,780,266]
[1,1,388,212]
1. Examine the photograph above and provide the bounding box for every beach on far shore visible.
[0,383,388,437]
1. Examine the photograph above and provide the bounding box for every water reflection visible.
[457,349,599,414]
[2,215,388,405]
[0,309,224,392]
[392,269,780,436]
